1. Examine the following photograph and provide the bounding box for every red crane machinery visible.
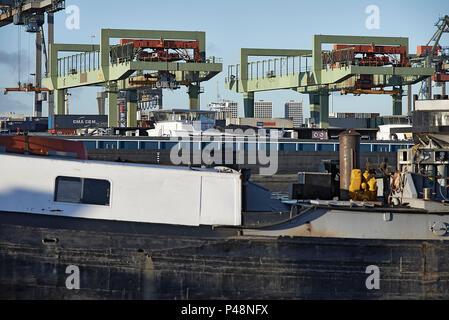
[119,38,202,63]
[331,43,409,67]
[415,45,449,82]
[114,38,203,90]
[322,42,409,95]
[322,42,408,69]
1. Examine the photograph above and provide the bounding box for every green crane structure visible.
[225,35,435,128]
[42,28,222,128]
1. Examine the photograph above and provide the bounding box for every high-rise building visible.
[208,100,238,118]
[284,101,303,127]
[254,100,272,118]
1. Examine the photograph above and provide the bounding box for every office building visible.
[284,101,303,128]
[254,100,272,118]
[209,100,238,119]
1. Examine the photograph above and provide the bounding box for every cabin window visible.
[55,176,110,206]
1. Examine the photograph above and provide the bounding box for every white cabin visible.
[376,124,412,141]
[0,153,242,226]
[147,120,204,137]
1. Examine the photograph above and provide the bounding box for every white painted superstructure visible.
[376,124,412,141]
[147,120,203,137]
[415,99,449,111]
[0,153,241,226]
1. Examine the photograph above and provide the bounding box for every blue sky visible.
[0,0,447,118]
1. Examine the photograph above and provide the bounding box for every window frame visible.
[54,176,112,206]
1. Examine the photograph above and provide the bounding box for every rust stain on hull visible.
[287,221,340,238]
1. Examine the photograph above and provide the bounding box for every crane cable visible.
[17,25,21,84]
[28,30,31,83]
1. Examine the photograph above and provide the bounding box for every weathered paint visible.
[244,207,449,240]
[339,130,361,200]
[1,217,449,299]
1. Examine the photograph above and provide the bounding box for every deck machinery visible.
[225,35,435,128]
[394,99,449,207]
[41,29,222,128]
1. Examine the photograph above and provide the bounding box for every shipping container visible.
[329,118,368,129]
[5,121,47,132]
[31,117,49,124]
[53,115,108,129]
[3,117,48,133]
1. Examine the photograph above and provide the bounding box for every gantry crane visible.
[409,15,449,99]
[0,0,65,116]
[41,28,222,127]
[226,36,433,128]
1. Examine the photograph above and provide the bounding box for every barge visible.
[1,131,449,299]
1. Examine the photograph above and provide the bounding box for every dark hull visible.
[1,211,448,299]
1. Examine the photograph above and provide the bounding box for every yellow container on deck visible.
[349,169,377,201]
[363,171,371,184]
[368,177,377,192]
[349,169,362,193]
